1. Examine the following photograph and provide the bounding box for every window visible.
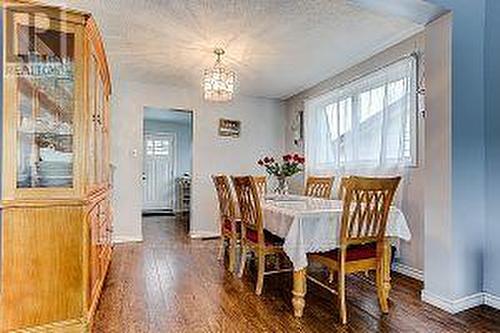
[146,138,171,156]
[305,56,417,174]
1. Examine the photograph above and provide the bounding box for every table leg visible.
[292,269,307,317]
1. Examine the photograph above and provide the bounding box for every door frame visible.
[142,131,177,211]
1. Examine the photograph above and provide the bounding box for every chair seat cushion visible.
[246,229,284,247]
[223,218,241,234]
[318,243,377,262]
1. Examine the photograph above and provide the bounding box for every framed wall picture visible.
[218,118,241,138]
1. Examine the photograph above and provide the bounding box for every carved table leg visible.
[292,269,307,317]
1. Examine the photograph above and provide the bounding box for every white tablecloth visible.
[262,195,411,271]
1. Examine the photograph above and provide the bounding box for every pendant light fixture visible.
[202,48,236,102]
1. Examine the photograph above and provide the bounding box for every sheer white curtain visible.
[304,56,417,201]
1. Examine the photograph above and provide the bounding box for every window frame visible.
[305,54,419,170]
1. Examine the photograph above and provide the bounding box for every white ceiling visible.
[351,0,448,25]
[44,0,424,99]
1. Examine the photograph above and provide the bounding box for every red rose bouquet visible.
[257,153,305,194]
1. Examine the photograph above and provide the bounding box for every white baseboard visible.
[421,290,484,314]
[113,235,143,244]
[189,231,220,239]
[392,262,424,281]
[422,290,500,313]
[485,293,500,310]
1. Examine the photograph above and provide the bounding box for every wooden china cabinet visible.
[0,1,112,331]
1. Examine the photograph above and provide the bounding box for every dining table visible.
[261,194,412,317]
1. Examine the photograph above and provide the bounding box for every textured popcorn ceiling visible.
[43,0,423,99]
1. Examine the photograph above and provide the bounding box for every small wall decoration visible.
[291,110,304,147]
[219,118,241,138]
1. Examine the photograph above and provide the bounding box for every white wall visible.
[283,32,426,272]
[111,78,285,242]
[484,0,500,300]
[422,12,454,303]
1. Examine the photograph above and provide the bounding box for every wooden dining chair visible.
[212,175,240,273]
[231,176,290,295]
[337,176,349,200]
[253,175,267,198]
[307,176,401,324]
[323,176,353,283]
[304,176,334,199]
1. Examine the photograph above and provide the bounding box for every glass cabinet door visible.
[86,48,109,189]
[95,75,104,185]
[7,11,76,188]
[87,54,97,187]
[103,95,110,185]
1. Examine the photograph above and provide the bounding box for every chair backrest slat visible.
[253,176,267,198]
[305,176,334,199]
[232,176,264,242]
[212,175,236,231]
[340,176,401,245]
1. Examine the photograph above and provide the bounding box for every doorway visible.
[142,107,193,225]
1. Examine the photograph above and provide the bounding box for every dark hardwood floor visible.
[93,215,500,332]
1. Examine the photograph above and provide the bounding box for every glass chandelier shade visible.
[203,48,236,102]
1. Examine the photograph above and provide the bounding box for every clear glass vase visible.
[274,176,289,195]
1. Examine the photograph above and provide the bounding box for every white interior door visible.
[143,132,175,210]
